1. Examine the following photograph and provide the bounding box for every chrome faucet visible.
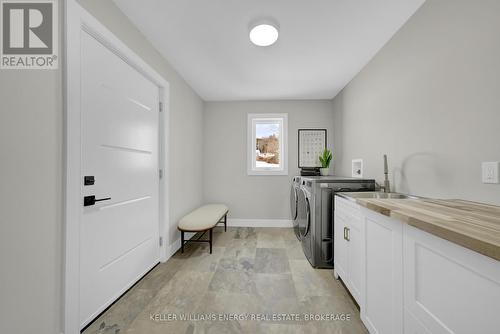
[382,154,391,193]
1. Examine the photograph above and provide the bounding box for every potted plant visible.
[319,149,333,176]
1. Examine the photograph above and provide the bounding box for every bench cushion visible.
[178,204,228,232]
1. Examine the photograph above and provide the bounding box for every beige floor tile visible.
[208,270,257,294]
[256,229,287,248]
[224,239,257,259]
[123,314,192,334]
[254,248,291,274]
[83,285,155,334]
[146,269,214,314]
[180,246,226,272]
[83,227,368,334]
[195,291,263,314]
[284,240,306,260]
[289,260,346,300]
[280,228,300,242]
[254,273,297,303]
[259,323,307,334]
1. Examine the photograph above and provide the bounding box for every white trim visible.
[64,1,170,333]
[168,238,182,257]
[227,219,293,228]
[247,113,288,176]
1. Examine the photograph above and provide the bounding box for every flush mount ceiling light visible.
[249,20,279,47]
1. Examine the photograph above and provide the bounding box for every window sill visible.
[247,169,289,176]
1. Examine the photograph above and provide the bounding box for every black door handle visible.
[84,195,111,207]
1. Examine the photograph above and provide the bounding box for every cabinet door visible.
[347,215,363,305]
[404,309,431,334]
[334,208,348,281]
[362,208,403,334]
[404,224,500,334]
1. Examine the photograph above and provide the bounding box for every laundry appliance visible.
[290,176,302,240]
[296,176,375,268]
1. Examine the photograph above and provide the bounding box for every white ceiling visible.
[113,0,425,101]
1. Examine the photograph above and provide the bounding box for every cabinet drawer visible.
[335,195,359,213]
[335,196,362,228]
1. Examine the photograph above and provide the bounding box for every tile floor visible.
[83,227,368,334]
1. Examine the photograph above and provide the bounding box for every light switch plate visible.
[482,162,499,184]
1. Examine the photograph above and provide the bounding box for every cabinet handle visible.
[343,227,347,240]
[346,227,350,241]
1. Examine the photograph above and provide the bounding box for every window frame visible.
[247,113,288,176]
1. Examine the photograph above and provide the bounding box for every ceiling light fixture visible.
[249,21,279,47]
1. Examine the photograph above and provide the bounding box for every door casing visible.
[64,1,170,333]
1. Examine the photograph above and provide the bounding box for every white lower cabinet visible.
[334,195,500,334]
[403,224,500,334]
[404,308,431,334]
[361,207,403,334]
[334,202,348,281]
[347,215,364,303]
[334,197,364,305]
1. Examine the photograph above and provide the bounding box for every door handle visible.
[343,227,347,240]
[346,227,350,241]
[84,195,111,207]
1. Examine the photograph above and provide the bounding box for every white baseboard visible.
[167,232,196,259]
[227,219,293,228]
[168,238,180,259]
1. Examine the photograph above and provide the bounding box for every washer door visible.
[291,185,301,240]
[304,197,311,237]
[290,185,298,220]
[297,189,310,239]
[300,191,313,262]
[297,189,306,238]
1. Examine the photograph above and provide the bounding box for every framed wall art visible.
[298,129,327,168]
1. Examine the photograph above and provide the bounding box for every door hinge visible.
[159,102,163,112]
[159,236,163,247]
[159,169,163,179]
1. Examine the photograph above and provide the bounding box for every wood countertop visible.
[355,198,500,261]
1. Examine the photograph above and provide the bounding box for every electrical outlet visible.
[352,159,363,178]
[482,162,499,184]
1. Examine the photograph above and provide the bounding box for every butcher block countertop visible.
[355,197,500,261]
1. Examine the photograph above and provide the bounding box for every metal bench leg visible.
[209,228,213,254]
[181,231,184,253]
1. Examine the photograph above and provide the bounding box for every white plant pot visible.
[320,168,329,176]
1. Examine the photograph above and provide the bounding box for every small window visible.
[247,113,288,175]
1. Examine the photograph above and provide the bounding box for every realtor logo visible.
[1,0,58,69]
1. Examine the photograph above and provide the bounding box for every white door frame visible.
[64,1,170,333]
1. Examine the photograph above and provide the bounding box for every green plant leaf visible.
[318,148,333,168]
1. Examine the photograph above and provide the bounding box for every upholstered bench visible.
[177,204,228,254]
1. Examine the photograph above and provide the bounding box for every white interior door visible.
[80,31,160,327]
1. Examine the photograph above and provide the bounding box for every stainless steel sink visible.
[338,192,420,201]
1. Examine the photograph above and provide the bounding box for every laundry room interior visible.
[1,1,499,334]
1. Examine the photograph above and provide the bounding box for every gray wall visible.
[203,100,334,219]
[0,1,204,333]
[332,0,500,205]
[0,1,63,333]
